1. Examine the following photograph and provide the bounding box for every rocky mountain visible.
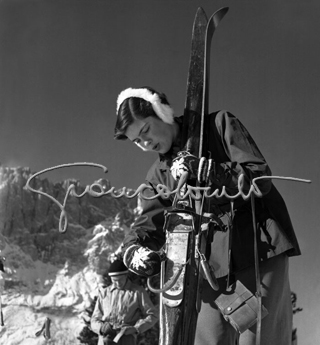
[0,165,140,345]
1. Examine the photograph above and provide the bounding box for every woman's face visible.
[125,116,179,154]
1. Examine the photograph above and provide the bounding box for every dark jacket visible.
[122,111,300,278]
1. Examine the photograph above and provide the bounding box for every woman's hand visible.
[123,244,166,277]
[171,151,212,183]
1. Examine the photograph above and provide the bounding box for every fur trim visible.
[116,87,174,124]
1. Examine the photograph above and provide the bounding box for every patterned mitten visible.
[171,151,212,183]
[123,245,166,277]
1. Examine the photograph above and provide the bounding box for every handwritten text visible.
[24,162,311,233]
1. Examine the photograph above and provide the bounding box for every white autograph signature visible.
[24,162,311,233]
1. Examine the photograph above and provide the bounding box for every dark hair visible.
[114,86,170,140]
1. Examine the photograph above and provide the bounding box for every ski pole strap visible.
[196,248,219,291]
[147,260,189,294]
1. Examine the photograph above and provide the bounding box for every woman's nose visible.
[143,139,152,148]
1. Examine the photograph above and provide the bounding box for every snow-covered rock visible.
[0,166,138,344]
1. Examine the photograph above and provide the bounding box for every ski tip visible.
[195,7,208,21]
[193,7,208,26]
[216,7,229,17]
[210,7,229,25]
[196,7,205,14]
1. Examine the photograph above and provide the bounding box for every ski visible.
[159,8,207,345]
[159,7,229,345]
[199,7,229,157]
[195,6,229,313]
[181,7,208,154]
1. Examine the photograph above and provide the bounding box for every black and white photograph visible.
[0,1,319,344]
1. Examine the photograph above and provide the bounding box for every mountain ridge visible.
[0,165,139,344]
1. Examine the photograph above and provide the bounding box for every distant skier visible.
[91,259,158,345]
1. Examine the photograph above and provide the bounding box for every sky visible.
[0,0,319,343]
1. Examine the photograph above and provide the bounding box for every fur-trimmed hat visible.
[116,87,175,124]
[108,259,129,276]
